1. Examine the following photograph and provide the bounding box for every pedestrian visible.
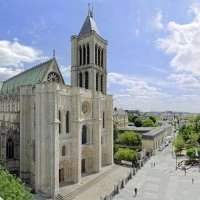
[154,162,155,167]
[134,187,138,197]
[184,167,186,176]
[192,178,194,184]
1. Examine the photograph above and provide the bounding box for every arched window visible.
[79,72,83,87]
[96,73,99,91]
[58,110,61,134]
[101,75,103,93]
[82,125,87,144]
[87,43,90,64]
[101,49,104,67]
[66,111,69,133]
[6,138,14,159]
[85,71,89,89]
[98,48,101,66]
[83,45,86,65]
[95,44,98,65]
[62,145,66,156]
[103,112,105,128]
[79,46,82,65]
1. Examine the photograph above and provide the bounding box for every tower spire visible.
[88,3,93,18]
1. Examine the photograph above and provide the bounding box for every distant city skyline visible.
[1,0,200,112]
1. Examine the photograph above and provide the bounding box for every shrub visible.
[114,148,138,162]
[0,166,32,200]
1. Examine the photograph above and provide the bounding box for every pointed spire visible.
[53,49,56,58]
[79,4,100,36]
[88,3,93,18]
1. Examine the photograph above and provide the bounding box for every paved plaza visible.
[114,145,200,200]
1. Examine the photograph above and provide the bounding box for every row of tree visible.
[114,131,142,163]
[128,115,157,127]
[173,115,200,160]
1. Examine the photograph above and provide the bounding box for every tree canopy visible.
[114,148,138,162]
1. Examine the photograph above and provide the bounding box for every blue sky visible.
[1,0,200,112]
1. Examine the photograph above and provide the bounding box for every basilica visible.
[0,9,113,198]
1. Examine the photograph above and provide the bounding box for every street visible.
[114,144,200,200]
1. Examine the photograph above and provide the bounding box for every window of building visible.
[87,43,90,64]
[66,111,69,133]
[96,73,99,91]
[103,112,105,128]
[101,49,104,67]
[101,75,103,93]
[6,138,14,159]
[58,110,61,134]
[79,46,82,65]
[79,72,83,87]
[95,44,98,65]
[98,48,101,66]
[62,145,66,156]
[83,45,86,65]
[82,125,87,144]
[85,71,89,89]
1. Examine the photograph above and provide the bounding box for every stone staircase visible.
[56,165,119,200]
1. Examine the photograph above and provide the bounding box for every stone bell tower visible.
[71,7,107,94]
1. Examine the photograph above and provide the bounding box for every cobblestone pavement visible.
[114,144,200,200]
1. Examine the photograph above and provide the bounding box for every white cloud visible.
[0,40,43,80]
[158,4,200,75]
[169,73,200,89]
[153,11,164,30]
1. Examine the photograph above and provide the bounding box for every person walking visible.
[192,178,194,184]
[134,187,138,197]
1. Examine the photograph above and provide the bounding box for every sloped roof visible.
[0,58,60,95]
[79,13,100,37]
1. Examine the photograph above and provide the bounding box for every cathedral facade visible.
[0,9,113,198]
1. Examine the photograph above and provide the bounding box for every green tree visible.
[173,135,185,154]
[142,118,155,127]
[186,148,196,160]
[0,166,32,200]
[134,118,142,127]
[117,131,142,147]
[114,148,138,162]
[149,116,156,124]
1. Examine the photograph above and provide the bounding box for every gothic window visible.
[103,112,105,128]
[62,145,66,156]
[58,110,61,134]
[101,75,103,93]
[82,125,87,144]
[95,44,98,65]
[47,72,60,82]
[96,73,99,91]
[83,45,86,65]
[66,111,69,133]
[101,49,104,67]
[87,43,90,64]
[6,138,14,159]
[79,46,82,65]
[85,71,89,89]
[98,48,101,66]
[79,72,83,87]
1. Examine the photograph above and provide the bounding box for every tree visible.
[186,148,196,160]
[114,148,138,162]
[142,118,155,127]
[134,118,142,127]
[173,135,185,154]
[0,166,32,200]
[149,116,156,124]
[117,131,142,148]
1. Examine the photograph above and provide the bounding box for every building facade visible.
[0,9,113,198]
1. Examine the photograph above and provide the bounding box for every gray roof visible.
[79,13,100,37]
